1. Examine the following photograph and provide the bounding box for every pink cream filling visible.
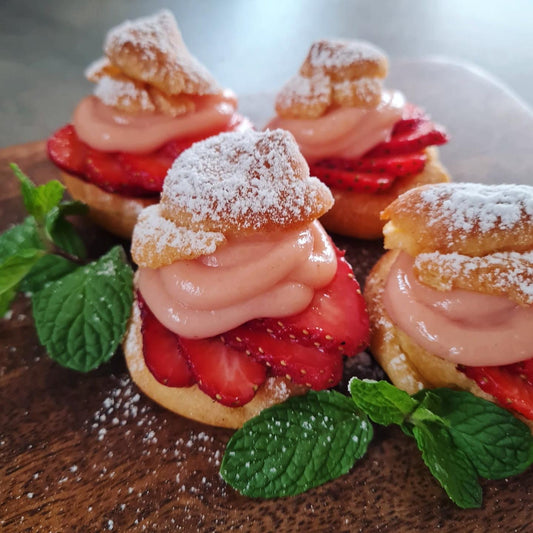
[72,90,238,153]
[383,252,533,367]
[137,221,337,338]
[265,91,405,163]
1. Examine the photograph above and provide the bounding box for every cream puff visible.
[47,10,251,238]
[266,39,450,239]
[123,128,370,428]
[364,182,533,427]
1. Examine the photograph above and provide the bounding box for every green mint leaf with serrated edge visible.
[412,421,482,509]
[10,163,64,223]
[414,388,533,479]
[45,207,87,259]
[32,246,133,372]
[0,248,45,316]
[19,254,78,294]
[0,217,44,262]
[221,390,373,498]
[349,378,418,426]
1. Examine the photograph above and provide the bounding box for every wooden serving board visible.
[2,61,533,531]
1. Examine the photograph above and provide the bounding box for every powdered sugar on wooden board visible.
[161,129,332,231]
[420,183,533,234]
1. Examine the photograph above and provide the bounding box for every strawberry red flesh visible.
[47,113,253,196]
[138,295,195,388]
[47,124,87,175]
[259,250,369,355]
[461,364,533,420]
[179,336,266,406]
[364,121,448,158]
[117,151,174,193]
[223,325,344,390]
[309,166,396,193]
[309,103,448,193]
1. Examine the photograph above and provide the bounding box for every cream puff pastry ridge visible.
[160,129,334,234]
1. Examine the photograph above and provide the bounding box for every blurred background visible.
[1,0,532,147]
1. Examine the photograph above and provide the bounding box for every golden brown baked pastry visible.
[50,10,250,239]
[365,182,533,428]
[123,129,347,428]
[267,39,451,240]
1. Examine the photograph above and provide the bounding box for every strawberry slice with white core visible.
[179,336,267,406]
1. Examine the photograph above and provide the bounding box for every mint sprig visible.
[1,164,133,372]
[221,379,533,508]
[221,390,372,497]
[32,246,133,372]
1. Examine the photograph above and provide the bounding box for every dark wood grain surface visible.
[2,62,533,531]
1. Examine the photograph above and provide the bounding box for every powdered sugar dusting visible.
[94,76,155,111]
[161,129,332,231]
[307,39,385,70]
[104,9,220,95]
[276,73,330,108]
[416,250,533,305]
[332,77,382,104]
[105,10,181,63]
[132,204,225,265]
[420,183,533,236]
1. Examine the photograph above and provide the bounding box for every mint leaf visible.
[45,207,86,259]
[349,378,418,426]
[221,390,373,497]
[32,246,133,372]
[415,388,533,479]
[0,217,44,262]
[19,254,78,294]
[0,248,45,315]
[0,286,17,317]
[413,422,482,509]
[10,163,64,223]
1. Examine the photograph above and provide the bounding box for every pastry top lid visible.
[104,9,220,95]
[275,38,388,119]
[382,182,533,256]
[160,128,334,233]
[132,129,334,268]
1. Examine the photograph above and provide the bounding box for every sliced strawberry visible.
[223,325,343,390]
[84,148,142,195]
[507,359,533,387]
[314,152,427,177]
[138,295,195,388]
[117,151,174,193]
[179,336,266,406]
[47,124,87,175]
[258,251,369,355]
[391,103,428,135]
[365,121,448,158]
[461,365,533,420]
[309,165,396,193]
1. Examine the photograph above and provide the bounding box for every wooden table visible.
[1,61,533,531]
